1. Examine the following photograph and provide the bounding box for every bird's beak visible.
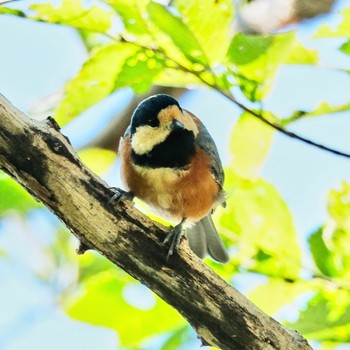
[171,119,185,130]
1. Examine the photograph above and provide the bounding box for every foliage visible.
[1,0,350,349]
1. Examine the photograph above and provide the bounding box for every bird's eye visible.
[148,117,159,128]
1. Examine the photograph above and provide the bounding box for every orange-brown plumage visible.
[120,135,221,223]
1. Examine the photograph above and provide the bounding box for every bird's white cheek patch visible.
[131,125,170,155]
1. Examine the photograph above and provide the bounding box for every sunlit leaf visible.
[55,42,137,124]
[227,32,297,100]
[308,228,339,278]
[0,7,25,16]
[283,101,350,125]
[147,2,208,67]
[340,40,350,55]
[227,34,274,65]
[31,0,114,32]
[315,7,350,39]
[285,41,318,64]
[287,290,350,342]
[248,278,311,315]
[217,170,301,278]
[78,148,116,175]
[172,0,233,65]
[0,172,40,215]
[66,270,185,347]
[161,326,194,350]
[154,67,202,87]
[114,49,165,93]
[229,112,274,179]
[105,0,150,36]
[78,251,116,282]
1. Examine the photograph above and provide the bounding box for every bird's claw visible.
[163,224,185,261]
[108,187,134,204]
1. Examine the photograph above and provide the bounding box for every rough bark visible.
[0,94,312,350]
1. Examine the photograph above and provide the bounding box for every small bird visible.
[118,94,229,263]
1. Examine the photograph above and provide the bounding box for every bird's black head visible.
[129,94,199,169]
[130,94,181,134]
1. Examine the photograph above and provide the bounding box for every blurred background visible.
[1,0,350,349]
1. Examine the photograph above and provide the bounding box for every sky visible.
[0,0,350,349]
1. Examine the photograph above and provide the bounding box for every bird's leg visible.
[163,218,186,261]
[108,187,134,204]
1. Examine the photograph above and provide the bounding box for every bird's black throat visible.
[131,129,196,169]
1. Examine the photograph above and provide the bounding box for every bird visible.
[118,94,229,263]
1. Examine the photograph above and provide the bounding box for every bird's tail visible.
[187,216,229,264]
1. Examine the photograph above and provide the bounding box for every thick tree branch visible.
[0,94,311,350]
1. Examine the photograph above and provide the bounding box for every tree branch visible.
[0,94,311,350]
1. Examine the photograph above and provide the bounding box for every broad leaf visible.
[172,0,233,65]
[227,32,297,100]
[287,290,350,342]
[114,49,165,93]
[230,112,274,179]
[55,42,137,125]
[227,34,274,66]
[31,0,114,32]
[78,148,117,176]
[285,41,318,64]
[0,172,40,215]
[283,101,350,125]
[105,0,150,36]
[340,40,350,56]
[248,278,311,315]
[217,170,301,279]
[66,270,185,347]
[315,7,350,39]
[309,182,350,279]
[308,228,339,278]
[0,7,25,16]
[147,2,208,67]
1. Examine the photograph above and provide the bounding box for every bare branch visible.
[0,94,312,349]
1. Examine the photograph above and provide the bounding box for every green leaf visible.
[154,67,202,87]
[0,172,40,215]
[340,40,350,55]
[161,326,193,350]
[287,290,350,342]
[229,112,274,179]
[114,49,165,93]
[78,148,117,176]
[105,0,150,36]
[227,32,297,100]
[217,171,301,278]
[0,7,26,16]
[55,42,137,125]
[285,41,318,64]
[227,34,274,66]
[147,2,208,67]
[66,270,185,347]
[31,0,114,32]
[248,279,311,315]
[308,228,339,278]
[315,7,350,39]
[78,251,117,282]
[172,0,233,65]
[283,101,350,125]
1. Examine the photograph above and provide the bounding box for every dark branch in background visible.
[0,94,312,350]
[219,90,350,159]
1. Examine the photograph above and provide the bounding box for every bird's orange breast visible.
[120,136,221,223]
